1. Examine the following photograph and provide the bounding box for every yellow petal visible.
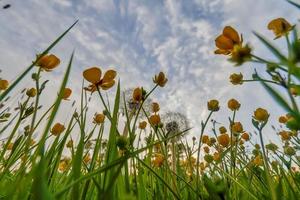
[63,88,72,100]
[214,49,230,55]
[215,35,234,50]
[223,26,240,44]
[83,67,101,84]
[102,70,117,83]
[100,80,115,90]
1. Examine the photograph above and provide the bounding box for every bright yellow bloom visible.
[207,99,219,112]
[83,153,91,164]
[66,139,73,148]
[149,114,161,126]
[267,18,294,39]
[217,134,230,147]
[83,67,117,92]
[153,72,168,87]
[203,146,210,154]
[219,126,227,134]
[253,108,269,122]
[215,26,242,55]
[241,132,250,141]
[139,121,147,129]
[93,113,105,124]
[26,88,37,97]
[278,116,288,124]
[62,88,72,100]
[152,153,164,167]
[229,73,243,85]
[279,131,291,141]
[51,123,65,136]
[0,79,9,90]
[253,155,263,166]
[230,44,252,65]
[151,102,160,113]
[227,98,241,111]
[132,87,143,102]
[201,135,209,144]
[36,54,60,71]
[231,122,243,133]
[213,152,221,162]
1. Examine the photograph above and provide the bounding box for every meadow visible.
[0,1,300,199]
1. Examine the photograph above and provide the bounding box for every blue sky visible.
[0,0,298,143]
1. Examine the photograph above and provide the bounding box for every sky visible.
[0,0,298,144]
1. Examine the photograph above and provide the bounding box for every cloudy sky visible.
[0,0,298,143]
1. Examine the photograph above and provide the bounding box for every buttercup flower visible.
[278,116,288,124]
[62,88,72,100]
[139,121,147,129]
[219,126,227,134]
[153,72,168,87]
[51,123,66,136]
[202,135,210,144]
[279,131,291,141]
[152,153,164,167]
[0,79,9,91]
[241,132,250,141]
[230,44,252,65]
[267,18,294,39]
[231,122,243,133]
[83,67,117,92]
[132,87,143,102]
[26,88,37,98]
[218,134,230,147]
[215,26,242,55]
[227,98,241,111]
[229,73,243,85]
[207,99,220,112]
[93,113,105,124]
[149,114,161,126]
[36,54,60,71]
[253,108,269,122]
[152,102,160,113]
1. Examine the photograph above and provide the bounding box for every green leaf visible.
[254,32,288,63]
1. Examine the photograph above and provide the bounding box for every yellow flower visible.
[278,115,288,124]
[153,72,168,87]
[83,153,91,164]
[253,108,269,122]
[267,18,294,39]
[229,73,243,85]
[207,99,219,112]
[203,146,210,154]
[51,123,65,136]
[83,67,117,93]
[66,139,73,148]
[149,114,161,126]
[241,132,250,141]
[219,126,227,134]
[132,87,143,102]
[58,158,71,172]
[230,44,252,65]
[279,131,291,141]
[0,79,9,91]
[213,152,221,162]
[201,135,209,144]
[93,113,105,124]
[215,26,242,55]
[152,153,164,167]
[139,121,147,129]
[231,122,243,133]
[151,102,160,113]
[217,134,230,147]
[26,88,37,97]
[62,88,72,100]
[253,155,263,166]
[227,98,241,111]
[36,54,60,71]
